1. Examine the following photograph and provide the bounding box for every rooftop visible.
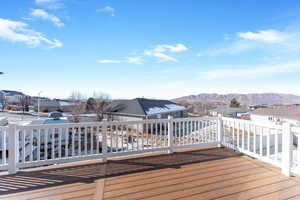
[1,147,300,200]
[251,105,300,121]
[105,98,186,116]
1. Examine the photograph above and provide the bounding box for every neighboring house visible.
[250,105,300,125]
[57,100,77,112]
[0,90,25,104]
[104,98,188,121]
[209,107,250,118]
[248,104,269,111]
[34,99,76,113]
[35,100,60,112]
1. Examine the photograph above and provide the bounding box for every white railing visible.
[220,116,300,177]
[1,116,300,177]
[1,116,218,174]
[221,117,283,168]
[291,126,300,175]
[0,126,8,171]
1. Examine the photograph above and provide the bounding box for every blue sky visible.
[1,0,300,99]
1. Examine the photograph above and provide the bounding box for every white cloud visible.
[154,44,188,52]
[97,59,121,64]
[30,9,64,27]
[97,6,115,16]
[98,44,187,64]
[237,30,285,43]
[0,18,62,48]
[202,28,300,56]
[144,51,178,62]
[97,57,143,64]
[207,40,257,55]
[35,0,64,10]
[127,57,143,64]
[144,44,188,62]
[200,61,300,79]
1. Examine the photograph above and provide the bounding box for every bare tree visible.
[87,92,110,121]
[0,95,7,111]
[69,91,85,123]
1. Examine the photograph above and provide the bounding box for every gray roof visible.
[210,107,249,114]
[0,90,24,96]
[105,98,186,116]
[251,106,300,121]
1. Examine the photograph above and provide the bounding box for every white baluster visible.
[282,123,292,176]
[37,129,41,161]
[58,128,62,159]
[247,123,251,152]
[8,124,17,174]
[78,127,81,156]
[30,129,33,162]
[242,123,245,150]
[167,116,174,153]
[84,126,87,155]
[260,127,263,156]
[65,127,69,157]
[254,126,257,154]
[102,124,107,162]
[274,129,279,161]
[267,128,270,158]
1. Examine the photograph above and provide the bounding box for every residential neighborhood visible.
[2,0,300,199]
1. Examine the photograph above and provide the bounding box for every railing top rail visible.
[15,116,217,129]
[221,117,283,130]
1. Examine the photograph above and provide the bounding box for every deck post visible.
[102,123,108,163]
[282,122,292,176]
[217,114,224,147]
[168,115,174,154]
[8,124,17,174]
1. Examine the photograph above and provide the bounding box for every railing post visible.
[282,122,292,176]
[102,123,108,163]
[297,132,300,171]
[168,115,174,154]
[8,124,17,174]
[217,114,223,148]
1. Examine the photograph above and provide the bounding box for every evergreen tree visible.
[230,98,240,108]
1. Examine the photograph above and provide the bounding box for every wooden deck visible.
[0,147,300,200]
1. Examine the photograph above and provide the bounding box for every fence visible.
[0,117,218,174]
[221,117,300,176]
[0,116,300,176]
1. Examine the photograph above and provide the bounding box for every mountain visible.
[173,93,300,105]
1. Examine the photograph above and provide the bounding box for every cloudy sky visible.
[1,0,300,99]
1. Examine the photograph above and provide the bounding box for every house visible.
[104,98,188,121]
[209,107,249,118]
[0,90,25,104]
[250,105,300,125]
[34,99,76,113]
[248,104,269,111]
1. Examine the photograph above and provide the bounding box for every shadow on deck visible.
[0,147,240,196]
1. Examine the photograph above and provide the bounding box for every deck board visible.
[0,147,299,200]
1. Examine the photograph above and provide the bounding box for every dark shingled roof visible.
[105,98,186,116]
[1,90,24,96]
[105,99,146,116]
[251,106,300,121]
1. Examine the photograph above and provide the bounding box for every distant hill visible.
[173,93,300,105]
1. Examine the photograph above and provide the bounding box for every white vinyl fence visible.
[1,116,300,177]
[221,117,300,176]
[0,117,218,174]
